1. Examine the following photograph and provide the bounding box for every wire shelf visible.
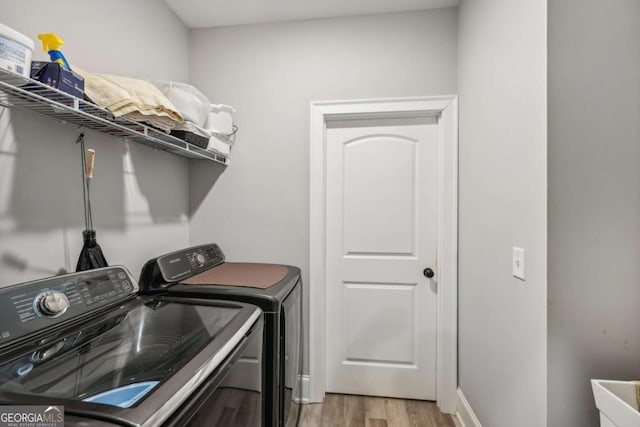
[0,68,229,165]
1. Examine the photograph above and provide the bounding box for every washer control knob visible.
[193,253,206,267]
[34,291,70,318]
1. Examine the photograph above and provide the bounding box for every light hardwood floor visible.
[299,394,456,427]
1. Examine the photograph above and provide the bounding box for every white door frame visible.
[309,96,458,413]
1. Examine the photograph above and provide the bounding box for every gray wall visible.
[188,9,458,372]
[457,0,547,425]
[0,0,191,285]
[548,1,640,426]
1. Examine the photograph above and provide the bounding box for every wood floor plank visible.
[299,402,323,427]
[364,396,387,421]
[321,394,345,427]
[404,399,421,427]
[300,394,455,427]
[405,399,453,427]
[384,398,412,427]
[425,401,455,427]
[344,394,366,427]
[234,390,260,426]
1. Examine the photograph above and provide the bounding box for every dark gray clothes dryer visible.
[139,243,303,427]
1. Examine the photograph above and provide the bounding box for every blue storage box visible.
[30,61,84,99]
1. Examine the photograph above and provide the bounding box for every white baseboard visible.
[456,387,482,427]
[299,375,311,404]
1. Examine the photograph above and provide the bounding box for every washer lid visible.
[0,297,261,426]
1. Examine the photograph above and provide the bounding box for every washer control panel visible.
[156,244,224,283]
[0,266,137,347]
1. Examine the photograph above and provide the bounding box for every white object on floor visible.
[206,104,236,135]
[592,379,640,427]
[0,23,34,79]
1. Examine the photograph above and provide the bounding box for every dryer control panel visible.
[0,266,137,347]
[139,243,225,292]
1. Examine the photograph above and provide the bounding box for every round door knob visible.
[423,268,435,278]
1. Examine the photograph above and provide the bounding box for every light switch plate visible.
[512,247,525,281]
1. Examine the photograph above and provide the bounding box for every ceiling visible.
[164,0,460,29]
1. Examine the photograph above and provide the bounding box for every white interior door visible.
[325,116,438,400]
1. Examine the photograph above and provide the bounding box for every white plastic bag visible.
[151,80,210,127]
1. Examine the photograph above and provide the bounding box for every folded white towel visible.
[74,67,183,133]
